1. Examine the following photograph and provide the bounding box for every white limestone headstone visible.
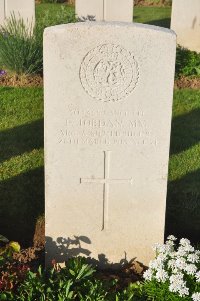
[0,0,5,25]
[76,0,134,22]
[76,0,104,21]
[104,0,133,22]
[0,0,35,28]
[171,0,200,52]
[44,22,176,267]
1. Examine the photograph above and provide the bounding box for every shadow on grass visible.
[0,87,15,92]
[170,108,200,155]
[0,119,44,164]
[133,16,171,28]
[165,169,200,243]
[0,167,44,247]
[146,18,171,28]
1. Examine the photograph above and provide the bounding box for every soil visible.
[132,0,171,6]
[0,74,43,88]
[174,76,200,90]
[1,74,200,89]
[35,0,171,6]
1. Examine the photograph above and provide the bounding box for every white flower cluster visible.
[143,236,200,300]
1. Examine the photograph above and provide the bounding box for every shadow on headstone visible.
[77,15,96,22]
[45,235,144,270]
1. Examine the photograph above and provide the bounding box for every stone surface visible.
[76,0,133,22]
[76,0,104,21]
[104,0,133,22]
[171,0,200,52]
[1,0,35,28]
[44,22,176,267]
[0,0,5,24]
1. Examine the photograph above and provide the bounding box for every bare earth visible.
[1,74,200,89]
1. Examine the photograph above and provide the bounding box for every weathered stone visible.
[76,0,104,21]
[44,22,176,267]
[104,0,133,22]
[0,0,35,28]
[76,0,134,22]
[171,0,200,52]
[0,0,5,24]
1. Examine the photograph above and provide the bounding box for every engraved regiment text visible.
[59,106,158,147]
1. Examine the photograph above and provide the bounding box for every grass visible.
[35,3,172,28]
[36,3,74,19]
[134,7,171,27]
[0,87,44,246]
[167,89,200,242]
[0,87,199,246]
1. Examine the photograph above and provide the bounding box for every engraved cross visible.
[80,151,133,231]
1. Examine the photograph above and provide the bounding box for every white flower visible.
[149,259,163,270]
[176,246,188,257]
[178,286,189,297]
[155,269,169,283]
[180,238,191,246]
[169,273,189,297]
[168,259,177,269]
[167,235,177,241]
[192,292,200,301]
[184,264,197,275]
[196,271,200,282]
[188,253,200,263]
[175,258,187,270]
[143,269,153,281]
[179,239,194,253]
[153,243,173,255]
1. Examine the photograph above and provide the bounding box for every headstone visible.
[171,0,200,52]
[104,0,133,22]
[44,22,176,267]
[0,0,35,28]
[76,0,134,22]
[0,0,5,24]
[76,0,104,21]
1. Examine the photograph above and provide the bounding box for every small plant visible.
[176,46,200,78]
[143,236,200,300]
[0,15,42,75]
[0,9,76,76]
[0,235,20,267]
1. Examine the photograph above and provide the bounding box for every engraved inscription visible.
[80,44,139,102]
[80,151,133,231]
[59,107,158,148]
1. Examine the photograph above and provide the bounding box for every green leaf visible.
[0,235,9,243]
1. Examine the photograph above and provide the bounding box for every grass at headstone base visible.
[0,87,199,247]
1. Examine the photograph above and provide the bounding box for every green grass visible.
[36,3,74,18]
[133,7,171,27]
[0,87,44,246]
[0,87,199,246]
[166,89,200,242]
[35,3,172,28]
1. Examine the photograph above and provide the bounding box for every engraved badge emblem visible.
[80,44,139,102]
